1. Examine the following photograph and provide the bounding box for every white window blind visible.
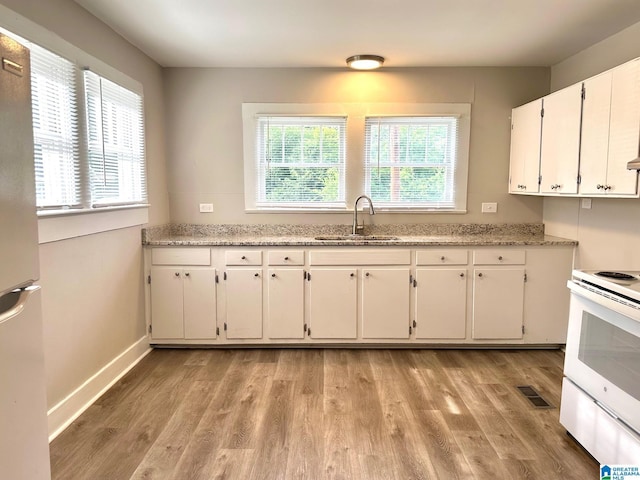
[30,44,81,208]
[364,116,459,209]
[84,70,146,207]
[256,116,346,208]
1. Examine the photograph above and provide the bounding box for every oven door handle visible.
[568,281,640,319]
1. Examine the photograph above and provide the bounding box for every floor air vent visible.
[516,385,553,408]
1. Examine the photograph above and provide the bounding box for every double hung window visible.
[364,116,459,209]
[28,41,146,211]
[244,103,470,213]
[255,116,346,208]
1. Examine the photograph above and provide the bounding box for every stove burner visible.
[595,271,636,280]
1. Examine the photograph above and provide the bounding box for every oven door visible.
[565,281,640,431]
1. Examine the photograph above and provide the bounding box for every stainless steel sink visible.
[314,235,399,241]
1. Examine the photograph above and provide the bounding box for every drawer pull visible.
[478,273,483,278]
[271,273,276,278]
[460,273,465,278]
[254,273,259,277]
[284,256,289,260]
[241,255,246,260]
[185,272,190,277]
[440,256,445,261]
[498,256,503,261]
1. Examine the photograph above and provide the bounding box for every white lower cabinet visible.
[308,268,357,339]
[472,268,525,339]
[224,268,263,339]
[267,268,305,339]
[415,268,467,339]
[150,266,217,340]
[147,245,572,346]
[361,268,411,339]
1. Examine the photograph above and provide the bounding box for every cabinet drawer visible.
[268,250,304,266]
[151,247,211,266]
[416,249,468,265]
[473,250,525,265]
[225,250,263,265]
[309,250,410,266]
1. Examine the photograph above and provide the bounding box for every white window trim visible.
[0,4,149,242]
[243,103,471,213]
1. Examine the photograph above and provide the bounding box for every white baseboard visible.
[47,336,151,442]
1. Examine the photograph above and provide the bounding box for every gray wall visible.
[164,66,550,225]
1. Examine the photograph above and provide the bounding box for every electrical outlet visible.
[581,198,592,209]
[481,202,498,213]
[199,203,214,213]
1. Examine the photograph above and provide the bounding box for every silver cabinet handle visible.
[551,184,561,190]
[597,184,604,190]
[517,184,526,189]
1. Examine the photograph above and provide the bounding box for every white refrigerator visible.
[0,33,52,480]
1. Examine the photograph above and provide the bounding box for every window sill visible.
[245,207,467,214]
[37,205,149,244]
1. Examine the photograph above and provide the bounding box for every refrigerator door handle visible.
[0,285,39,326]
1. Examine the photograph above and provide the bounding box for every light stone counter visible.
[142,223,577,247]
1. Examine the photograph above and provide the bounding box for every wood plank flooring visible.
[49,349,598,479]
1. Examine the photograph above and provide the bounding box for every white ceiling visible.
[73,0,640,68]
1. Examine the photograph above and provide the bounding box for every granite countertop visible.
[142,224,577,247]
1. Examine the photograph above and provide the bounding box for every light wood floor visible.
[50,348,597,479]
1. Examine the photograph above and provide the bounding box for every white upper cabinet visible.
[539,83,582,194]
[580,59,640,196]
[580,71,613,194]
[509,99,542,194]
[509,57,640,198]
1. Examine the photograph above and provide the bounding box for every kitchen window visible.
[30,44,81,209]
[255,116,346,209]
[28,40,146,211]
[243,103,470,213]
[364,116,459,209]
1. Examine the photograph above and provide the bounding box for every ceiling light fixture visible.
[346,54,385,70]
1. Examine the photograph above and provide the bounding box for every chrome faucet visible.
[352,195,375,235]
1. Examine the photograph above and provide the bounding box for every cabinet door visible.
[509,99,542,194]
[183,268,217,339]
[415,268,467,339]
[150,266,184,339]
[225,268,263,339]
[362,268,410,339]
[606,59,640,195]
[472,268,524,339]
[267,268,304,339]
[580,72,612,195]
[308,268,357,339]
[540,84,582,194]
